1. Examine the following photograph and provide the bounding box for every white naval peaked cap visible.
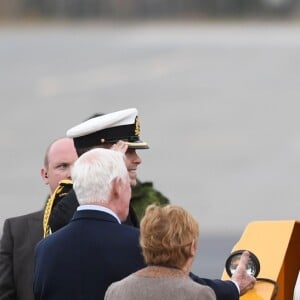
[67,108,149,150]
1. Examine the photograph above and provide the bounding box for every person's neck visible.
[180,257,194,275]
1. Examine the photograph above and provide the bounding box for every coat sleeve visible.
[48,189,79,232]
[0,219,17,300]
[189,272,239,300]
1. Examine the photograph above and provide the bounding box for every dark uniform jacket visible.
[34,209,145,299]
[49,188,141,231]
[49,180,170,231]
[0,210,44,300]
[48,189,239,300]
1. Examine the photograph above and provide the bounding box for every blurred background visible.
[1,0,300,278]
[1,0,300,19]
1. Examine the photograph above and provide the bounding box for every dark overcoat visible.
[33,209,145,300]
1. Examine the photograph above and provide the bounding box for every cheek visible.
[51,172,66,185]
[124,156,130,167]
[57,170,70,180]
[49,178,61,189]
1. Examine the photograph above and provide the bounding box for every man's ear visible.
[41,168,49,184]
[111,177,122,198]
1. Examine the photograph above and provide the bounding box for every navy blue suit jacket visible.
[33,209,145,300]
[34,209,239,300]
[189,272,239,300]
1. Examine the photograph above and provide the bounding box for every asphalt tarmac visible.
[1,19,300,277]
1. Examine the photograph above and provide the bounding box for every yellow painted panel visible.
[240,281,274,300]
[221,220,300,300]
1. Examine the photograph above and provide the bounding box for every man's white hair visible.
[72,148,128,205]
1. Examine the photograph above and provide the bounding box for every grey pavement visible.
[1,19,300,277]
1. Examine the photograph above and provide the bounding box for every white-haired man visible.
[33,148,145,299]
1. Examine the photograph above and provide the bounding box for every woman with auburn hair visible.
[105,204,216,300]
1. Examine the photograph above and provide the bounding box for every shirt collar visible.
[77,205,121,224]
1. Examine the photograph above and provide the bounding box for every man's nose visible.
[134,152,142,164]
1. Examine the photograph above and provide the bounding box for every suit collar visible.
[71,209,119,224]
[77,205,121,223]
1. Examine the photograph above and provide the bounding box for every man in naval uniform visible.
[42,108,255,300]
[43,108,168,235]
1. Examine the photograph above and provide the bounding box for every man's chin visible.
[130,178,137,187]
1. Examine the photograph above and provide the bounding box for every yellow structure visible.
[221,220,300,300]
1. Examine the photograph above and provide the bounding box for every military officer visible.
[42,108,255,300]
[44,108,169,234]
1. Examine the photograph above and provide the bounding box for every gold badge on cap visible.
[134,116,140,136]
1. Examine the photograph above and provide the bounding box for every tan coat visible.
[105,266,216,300]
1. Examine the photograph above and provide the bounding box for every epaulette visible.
[43,179,73,238]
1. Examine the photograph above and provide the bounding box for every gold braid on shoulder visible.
[43,179,73,238]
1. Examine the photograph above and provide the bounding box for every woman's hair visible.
[140,204,199,269]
